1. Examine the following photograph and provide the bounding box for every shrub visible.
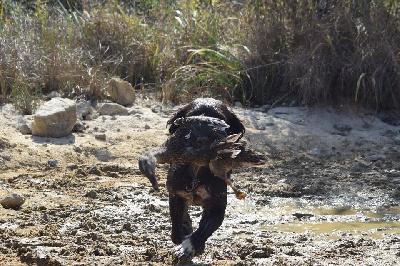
[0,0,399,111]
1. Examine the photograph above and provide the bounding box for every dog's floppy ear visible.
[167,101,195,134]
[224,108,245,138]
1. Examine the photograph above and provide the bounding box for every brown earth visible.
[0,94,399,265]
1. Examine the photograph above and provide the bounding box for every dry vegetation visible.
[0,0,399,112]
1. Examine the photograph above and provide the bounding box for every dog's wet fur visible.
[165,98,245,262]
[139,98,246,263]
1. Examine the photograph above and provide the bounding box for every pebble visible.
[85,190,97,199]
[234,102,243,108]
[48,159,58,168]
[151,106,162,113]
[333,123,352,132]
[1,153,11,161]
[20,124,32,135]
[95,133,107,140]
[66,163,78,170]
[366,155,386,162]
[94,149,113,162]
[1,193,25,209]
[394,135,400,145]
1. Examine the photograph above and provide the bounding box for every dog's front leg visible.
[173,177,227,263]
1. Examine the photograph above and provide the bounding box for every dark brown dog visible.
[139,98,247,262]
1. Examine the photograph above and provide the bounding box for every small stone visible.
[234,102,243,108]
[333,123,352,132]
[48,159,58,168]
[85,190,97,199]
[394,135,400,145]
[85,110,99,120]
[94,149,113,162]
[151,106,162,113]
[95,133,107,140]
[66,163,78,170]
[46,91,62,100]
[366,155,386,162]
[88,167,102,176]
[2,153,11,161]
[76,99,93,120]
[1,193,25,209]
[72,120,85,132]
[73,146,82,153]
[261,105,271,112]
[145,124,151,130]
[20,124,32,135]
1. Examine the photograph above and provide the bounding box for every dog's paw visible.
[172,238,196,263]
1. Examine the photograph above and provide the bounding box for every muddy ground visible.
[0,94,399,265]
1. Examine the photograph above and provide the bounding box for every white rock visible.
[32,98,77,138]
[97,103,128,116]
[47,91,62,99]
[94,148,113,162]
[1,193,25,209]
[107,77,135,106]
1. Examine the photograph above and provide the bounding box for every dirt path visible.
[1,95,399,265]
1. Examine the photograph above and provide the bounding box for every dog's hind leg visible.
[167,164,194,244]
[169,194,193,244]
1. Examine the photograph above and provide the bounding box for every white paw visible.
[173,238,196,263]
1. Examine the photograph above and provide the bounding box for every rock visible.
[333,123,352,132]
[72,120,85,132]
[1,193,25,209]
[107,77,135,106]
[76,99,93,120]
[85,110,99,120]
[88,167,102,175]
[48,159,58,168]
[234,102,243,108]
[144,124,151,130]
[0,137,10,148]
[85,190,97,199]
[46,91,62,100]
[309,149,324,157]
[94,133,107,140]
[349,161,369,172]
[97,103,128,116]
[1,153,11,161]
[128,107,143,115]
[31,98,77,138]
[366,155,386,162]
[151,105,162,113]
[94,148,113,162]
[66,163,78,170]
[20,123,32,135]
[395,135,400,145]
[261,105,271,112]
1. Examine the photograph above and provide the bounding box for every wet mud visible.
[0,98,399,265]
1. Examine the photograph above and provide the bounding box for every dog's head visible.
[167,98,245,139]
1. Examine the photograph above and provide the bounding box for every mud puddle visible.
[226,194,400,239]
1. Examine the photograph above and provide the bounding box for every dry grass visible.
[0,0,399,112]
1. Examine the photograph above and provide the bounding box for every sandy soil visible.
[0,94,399,265]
